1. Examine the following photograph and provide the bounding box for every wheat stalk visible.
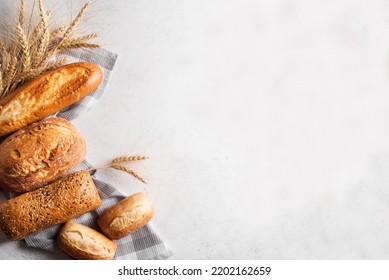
[59,2,91,45]
[111,155,149,164]
[87,155,149,184]
[110,164,147,184]
[4,52,17,91]
[33,0,50,67]
[16,23,30,71]
[0,0,100,98]
[50,26,65,40]
[18,0,25,28]
[59,41,99,51]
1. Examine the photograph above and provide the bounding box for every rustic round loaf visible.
[0,117,86,193]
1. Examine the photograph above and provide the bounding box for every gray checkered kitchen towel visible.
[0,48,172,260]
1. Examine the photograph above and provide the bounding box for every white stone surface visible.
[2,0,389,259]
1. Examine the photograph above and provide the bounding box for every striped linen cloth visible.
[0,48,172,260]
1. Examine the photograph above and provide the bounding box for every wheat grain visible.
[50,26,65,40]
[4,53,17,88]
[73,32,99,42]
[33,0,50,67]
[59,41,99,50]
[110,164,147,184]
[18,0,25,28]
[16,23,30,71]
[111,155,149,164]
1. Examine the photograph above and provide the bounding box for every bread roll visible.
[0,62,103,137]
[0,117,86,193]
[0,171,101,240]
[98,192,155,239]
[58,221,117,260]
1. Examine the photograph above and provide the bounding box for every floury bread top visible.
[0,62,103,137]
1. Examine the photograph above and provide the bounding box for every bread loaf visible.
[98,192,155,239]
[0,171,101,240]
[0,62,103,137]
[0,117,86,193]
[58,221,117,260]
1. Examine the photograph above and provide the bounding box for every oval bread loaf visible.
[0,117,86,193]
[0,62,103,137]
[58,221,117,260]
[98,192,155,239]
[0,171,101,240]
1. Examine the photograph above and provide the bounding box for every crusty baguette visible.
[0,171,101,240]
[0,117,86,193]
[0,62,103,137]
[98,192,155,239]
[58,221,117,260]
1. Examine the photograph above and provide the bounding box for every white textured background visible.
[2,0,389,259]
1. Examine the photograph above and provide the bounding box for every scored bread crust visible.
[0,62,103,137]
[98,192,155,239]
[58,221,117,260]
[0,117,86,193]
[0,171,101,240]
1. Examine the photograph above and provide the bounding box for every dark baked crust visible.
[0,171,101,240]
[0,117,86,193]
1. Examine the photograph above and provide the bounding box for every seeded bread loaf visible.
[98,192,155,239]
[0,117,86,193]
[58,221,117,260]
[0,171,101,240]
[0,62,103,137]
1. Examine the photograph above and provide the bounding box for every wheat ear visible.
[111,155,149,164]
[110,164,147,184]
[34,0,50,67]
[16,23,30,71]
[60,2,91,43]
[18,0,25,28]
[59,41,99,51]
[50,26,65,40]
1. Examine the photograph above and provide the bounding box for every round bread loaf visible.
[0,117,86,193]
[98,192,155,239]
[58,221,117,260]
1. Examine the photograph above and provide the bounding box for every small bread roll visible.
[58,221,117,260]
[98,192,155,239]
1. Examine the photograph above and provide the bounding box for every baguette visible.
[58,221,117,260]
[0,171,101,240]
[0,117,86,193]
[0,62,103,137]
[98,192,155,239]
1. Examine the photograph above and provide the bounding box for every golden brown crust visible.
[0,117,86,193]
[58,221,117,260]
[0,171,101,240]
[98,192,155,240]
[0,62,103,137]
